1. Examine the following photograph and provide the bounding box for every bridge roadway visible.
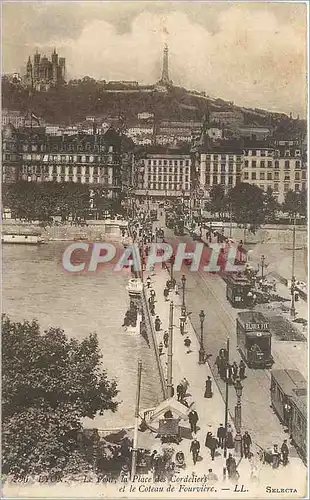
[160,225,307,453]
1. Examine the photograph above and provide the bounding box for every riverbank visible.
[2,219,128,242]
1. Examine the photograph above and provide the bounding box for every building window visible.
[244,160,249,167]
[205,175,210,185]
[251,172,256,180]
[261,150,266,157]
[284,175,290,181]
[302,182,306,190]
[301,171,306,179]
[284,160,290,169]
[274,160,279,169]
[267,173,272,181]
[295,160,301,168]
[243,172,249,180]
[212,175,218,184]
[213,166,218,173]
[274,183,279,192]
[284,184,289,192]
[260,172,265,180]
[252,160,257,167]
[221,164,226,172]
[285,150,290,157]
[228,176,233,185]
[295,172,300,181]
[295,184,300,191]
[220,175,226,185]
[268,161,272,168]
[260,161,265,168]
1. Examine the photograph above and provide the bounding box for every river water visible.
[2,242,162,428]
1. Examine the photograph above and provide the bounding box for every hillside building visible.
[24,49,66,91]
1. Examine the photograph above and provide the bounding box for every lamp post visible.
[258,255,267,280]
[181,274,186,310]
[234,379,243,457]
[198,309,206,364]
[290,218,296,319]
[170,254,175,285]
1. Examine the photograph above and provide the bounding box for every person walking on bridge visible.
[188,409,199,434]
[190,438,200,465]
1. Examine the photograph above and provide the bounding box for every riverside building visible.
[134,146,192,200]
[2,124,128,199]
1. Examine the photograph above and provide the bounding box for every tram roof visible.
[237,311,268,324]
[271,369,307,395]
[227,274,251,285]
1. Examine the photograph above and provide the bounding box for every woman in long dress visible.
[226,424,235,449]
[204,376,213,398]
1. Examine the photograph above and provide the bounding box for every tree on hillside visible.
[2,315,119,480]
[227,182,267,233]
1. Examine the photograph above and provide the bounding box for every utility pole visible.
[131,360,142,480]
[224,337,230,459]
[229,204,233,239]
[290,218,296,318]
[167,301,174,397]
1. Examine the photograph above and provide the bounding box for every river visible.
[2,242,162,428]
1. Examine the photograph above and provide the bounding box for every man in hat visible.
[190,438,200,465]
[188,409,199,434]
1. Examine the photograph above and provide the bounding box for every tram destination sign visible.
[245,322,269,331]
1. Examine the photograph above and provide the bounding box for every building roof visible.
[150,397,189,422]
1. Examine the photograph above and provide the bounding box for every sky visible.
[2,1,308,117]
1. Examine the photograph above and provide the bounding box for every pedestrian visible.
[174,282,179,295]
[232,362,238,381]
[204,376,213,398]
[150,302,155,316]
[150,289,156,300]
[272,444,280,469]
[155,316,161,332]
[217,424,226,449]
[239,360,246,380]
[226,453,237,479]
[205,431,212,449]
[243,431,252,458]
[181,377,189,393]
[206,468,218,484]
[188,409,199,434]
[190,438,200,465]
[281,440,289,466]
[176,383,185,402]
[184,336,191,353]
[208,434,218,461]
[226,424,234,449]
[163,330,169,348]
[163,288,169,301]
[158,341,164,355]
[214,355,221,374]
[166,279,171,290]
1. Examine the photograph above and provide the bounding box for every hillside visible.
[2,77,306,133]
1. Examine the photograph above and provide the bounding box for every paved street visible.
[143,263,306,490]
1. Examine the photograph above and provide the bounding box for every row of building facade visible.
[2,122,307,204]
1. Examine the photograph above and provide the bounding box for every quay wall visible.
[2,219,128,242]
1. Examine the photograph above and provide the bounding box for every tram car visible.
[226,274,252,308]
[236,311,274,368]
[270,369,307,464]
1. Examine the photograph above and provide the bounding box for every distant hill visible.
[2,77,306,134]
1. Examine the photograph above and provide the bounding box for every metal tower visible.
[158,43,172,86]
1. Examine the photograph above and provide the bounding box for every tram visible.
[236,311,274,368]
[226,274,252,308]
[270,369,307,464]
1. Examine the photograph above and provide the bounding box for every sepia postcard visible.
[1,1,308,499]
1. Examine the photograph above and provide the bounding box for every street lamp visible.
[234,379,243,457]
[198,309,206,364]
[181,274,186,311]
[290,276,296,319]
